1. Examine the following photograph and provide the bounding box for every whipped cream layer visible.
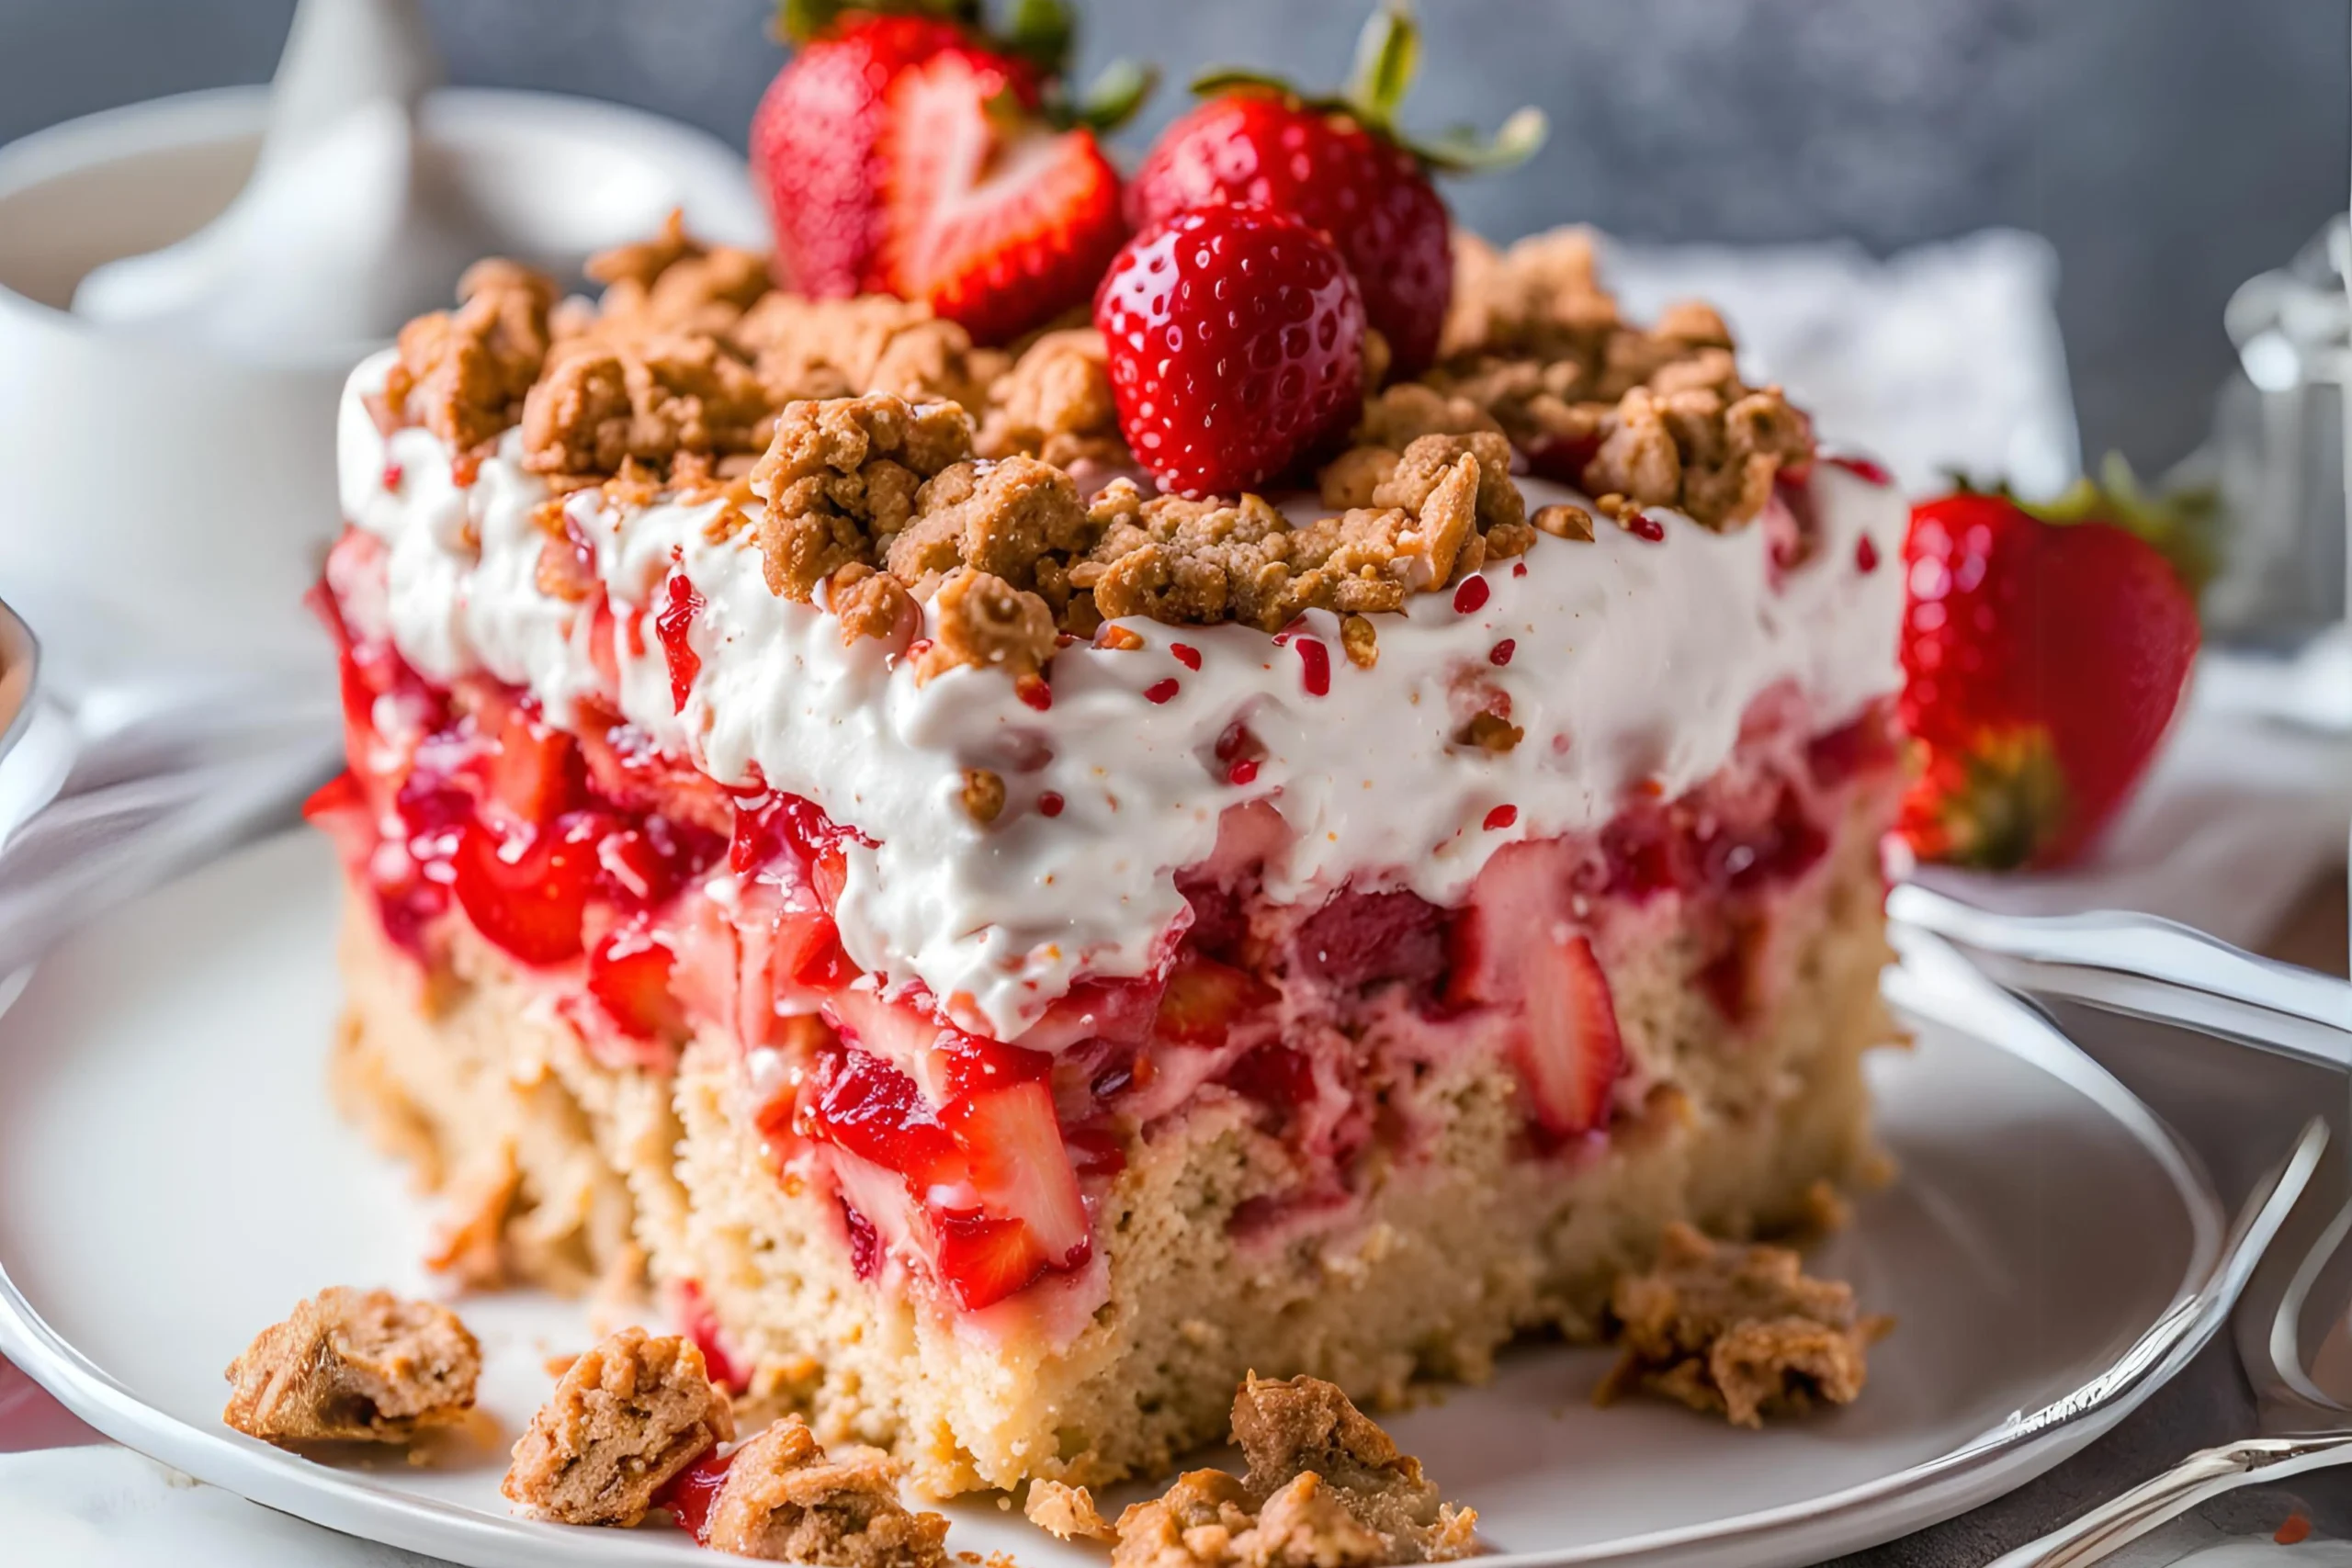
[336,350,1905,1040]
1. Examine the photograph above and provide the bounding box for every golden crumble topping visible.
[377,216,1827,660]
[1594,1222,1892,1428]
[1111,1377,1478,1568]
[976,328,1129,470]
[1427,228,1814,530]
[221,1286,480,1447]
[707,1416,951,1568]
[502,1326,734,1526]
[1028,1479,1116,1542]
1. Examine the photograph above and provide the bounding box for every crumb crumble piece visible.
[221,1287,480,1447]
[1028,1479,1116,1542]
[977,329,1129,470]
[749,393,976,602]
[1430,228,1813,530]
[1595,1222,1892,1428]
[379,260,557,461]
[1112,1376,1478,1568]
[707,1415,951,1567]
[502,1325,735,1526]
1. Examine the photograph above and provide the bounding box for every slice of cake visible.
[311,220,1906,1495]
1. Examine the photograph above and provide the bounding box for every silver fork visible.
[1994,1151,2352,1565]
[1914,887,2352,1567]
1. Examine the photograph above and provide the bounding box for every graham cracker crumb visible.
[1531,503,1593,542]
[1595,1222,1891,1428]
[1112,1376,1477,1568]
[1340,615,1379,670]
[395,214,999,487]
[1027,1479,1116,1542]
[502,1325,734,1526]
[920,567,1061,683]
[707,1415,951,1568]
[962,768,1007,825]
[1430,227,1813,529]
[750,394,975,602]
[978,329,1128,469]
[828,562,921,649]
[380,259,557,462]
[1456,713,1522,754]
[1094,623,1146,652]
[222,1287,480,1447]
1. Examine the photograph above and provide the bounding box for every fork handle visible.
[2000,1433,2352,1567]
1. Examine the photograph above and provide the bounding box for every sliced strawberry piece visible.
[1221,1044,1319,1113]
[873,50,1128,344]
[1152,951,1278,1045]
[1017,974,1164,1054]
[672,1279,745,1393]
[652,1448,735,1546]
[587,923,684,1041]
[930,1211,1055,1312]
[1512,932,1625,1139]
[668,896,742,1032]
[942,1079,1089,1268]
[805,1046,963,1190]
[932,1034,1053,1100]
[450,814,603,965]
[486,704,584,828]
[825,986,952,1073]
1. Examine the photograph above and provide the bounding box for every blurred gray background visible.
[0,0,2342,474]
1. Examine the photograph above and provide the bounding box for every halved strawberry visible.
[871,49,1128,344]
[588,923,685,1041]
[1152,951,1278,1044]
[450,814,604,965]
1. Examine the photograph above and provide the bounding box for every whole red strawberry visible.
[1899,475,2207,869]
[1126,4,1544,377]
[750,7,995,298]
[1095,203,1366,498]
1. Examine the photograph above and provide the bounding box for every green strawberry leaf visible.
[1000,0,1075,78]
[1188,65,1299,98]
[1343,1,1419,130]
[1064,58,1160,133]
[1409,107,1549,174]
[1188,1,1543,178]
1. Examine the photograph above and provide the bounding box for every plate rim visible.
[0,835,2287,1568]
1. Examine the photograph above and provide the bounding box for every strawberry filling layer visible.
[314,533,1899,1320]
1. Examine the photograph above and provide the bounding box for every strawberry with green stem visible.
[1899,459,2211,870]
[1125,1,1545,377]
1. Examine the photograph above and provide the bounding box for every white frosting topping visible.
[336,350,1905,1040]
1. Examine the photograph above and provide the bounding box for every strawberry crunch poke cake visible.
[306,6,1906,1502]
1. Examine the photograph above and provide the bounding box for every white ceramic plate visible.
[0,834,2271,1568]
